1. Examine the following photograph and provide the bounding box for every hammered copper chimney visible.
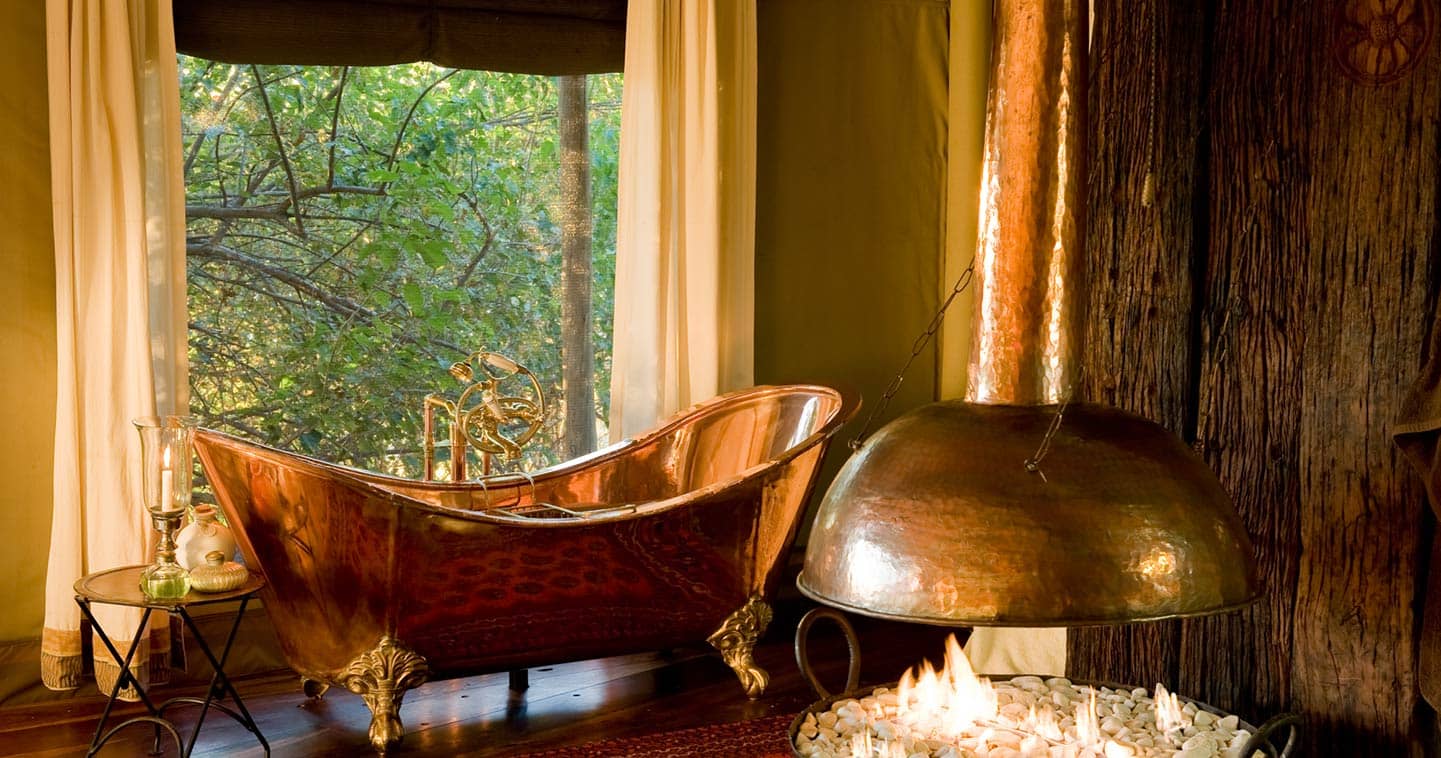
[797,0,1259,625]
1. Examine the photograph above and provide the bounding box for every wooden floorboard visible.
[0,615,957,756]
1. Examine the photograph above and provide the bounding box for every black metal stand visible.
[76,595,269,757]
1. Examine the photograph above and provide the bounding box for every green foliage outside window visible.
[181,59,620,476]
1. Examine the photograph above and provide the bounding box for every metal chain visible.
[844,254,1080,482]
[849,259,976,450]
[1141,8,1160,208]
[1023,360,1089,481]
[1023,395,1069,482]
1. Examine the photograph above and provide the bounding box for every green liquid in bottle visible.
[139,565,191,599]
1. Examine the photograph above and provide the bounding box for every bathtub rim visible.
[194,383,859,528]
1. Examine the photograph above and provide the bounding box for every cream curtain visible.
[944,0,1067,676]
[41,0,189,696]
[608,0,756,440]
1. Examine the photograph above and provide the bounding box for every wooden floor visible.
[0,611,957,756]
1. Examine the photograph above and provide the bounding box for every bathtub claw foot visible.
[302,677,330,699]
[339,636,430,754]
[367,709,404,755]
[707,595,773,699]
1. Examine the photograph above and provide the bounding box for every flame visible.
[1075,687,1101,746]
[944,634,997,724]
[848,732,908,758]
[871,635,1179,755]
[1031,702,1063,741]
[896,666,914,717]
[1155,683,1185,735]
[895,634,999,739]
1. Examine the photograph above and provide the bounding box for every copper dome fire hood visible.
[797,0,1259,626]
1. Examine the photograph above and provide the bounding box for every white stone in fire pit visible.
[792,637,1264,758]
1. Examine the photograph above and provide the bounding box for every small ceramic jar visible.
[176,504,238,570]
[189,551,249,593]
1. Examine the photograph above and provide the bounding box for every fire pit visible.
[790,613,1298,758]
[790,0,1297,753]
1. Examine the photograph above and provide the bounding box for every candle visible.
[160,445,175,513]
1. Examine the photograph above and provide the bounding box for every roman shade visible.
[173,0,625,74]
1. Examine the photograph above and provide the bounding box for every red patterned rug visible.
[517,713,794,757]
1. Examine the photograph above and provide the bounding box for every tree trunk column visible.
[1070,0,1440,750]
[558,75,596,459]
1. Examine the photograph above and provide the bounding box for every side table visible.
[74,564,270,756]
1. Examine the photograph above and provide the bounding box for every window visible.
[181,60,621,476]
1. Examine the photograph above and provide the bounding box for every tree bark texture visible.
[558,75,597,460]
[1068,0,1440,751]
[1067,0,1209,693]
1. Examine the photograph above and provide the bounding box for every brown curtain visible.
[1395,318,1441,708]
[173,0,625,74]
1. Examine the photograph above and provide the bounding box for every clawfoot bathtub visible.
[193,384,856,753]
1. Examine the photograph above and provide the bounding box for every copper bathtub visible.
[193,384,856,753]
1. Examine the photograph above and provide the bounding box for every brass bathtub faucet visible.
[422,349,546,481]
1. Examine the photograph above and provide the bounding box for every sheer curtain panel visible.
[41,0,189,696]
[607,0,757,440]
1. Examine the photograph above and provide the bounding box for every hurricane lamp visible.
[134,415,198,598]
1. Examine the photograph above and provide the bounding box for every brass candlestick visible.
[141,508,189,598]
